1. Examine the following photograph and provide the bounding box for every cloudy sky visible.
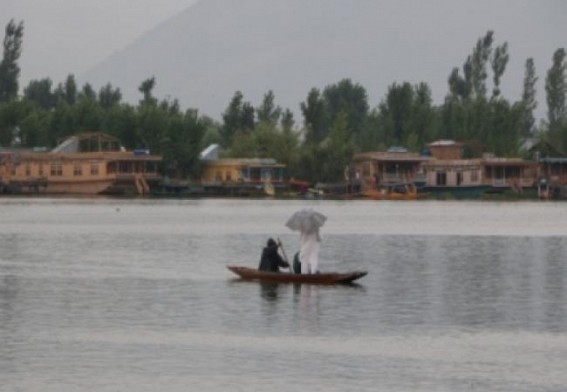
[1,0,198,84]
[1,0,566,120]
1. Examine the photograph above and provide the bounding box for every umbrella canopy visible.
[285,208,327,233]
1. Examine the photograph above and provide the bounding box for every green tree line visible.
[1,21,566,183]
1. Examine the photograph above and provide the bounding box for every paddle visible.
[277,237,293,273]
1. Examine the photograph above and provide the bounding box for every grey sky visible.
[2,0,566,121]
[1,0,197,84]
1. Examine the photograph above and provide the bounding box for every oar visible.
[277,237,293,273]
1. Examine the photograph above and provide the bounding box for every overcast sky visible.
[1,0,198,84]
[1,0,566,121]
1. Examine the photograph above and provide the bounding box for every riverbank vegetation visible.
[1,20,566,183]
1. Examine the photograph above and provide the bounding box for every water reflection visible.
[259,282,280,301]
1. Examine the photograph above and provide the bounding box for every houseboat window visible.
[38,164,44,176]
[90,164,99,175]
[471,171,479,182]
[362,163,370,177]
[11,167,16,176]
[261,168,271,181]
[25,165,31,176]
[118,162,133,173]
[226,170,232,181]
[215,171,222,181]
[249,168,261,181]
[436,172,447,186]
[146,162,156,173]
[73,164,82,176]
[50,164,63,176]
[273,168,283,181]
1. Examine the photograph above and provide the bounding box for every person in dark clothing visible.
[258,238,290,272]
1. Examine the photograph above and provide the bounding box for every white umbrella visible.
[285,208,327,233]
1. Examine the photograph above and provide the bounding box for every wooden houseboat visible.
[349,147,430,199]
[482,156,538,193]
[0,132,162,195]
[422,140,538,198]
[199,144,287,196]
[422,158,489,198]
[538,157,567,199]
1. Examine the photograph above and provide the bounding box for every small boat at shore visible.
[227,265,367,284]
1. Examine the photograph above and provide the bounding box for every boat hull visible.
[227,265,367,284]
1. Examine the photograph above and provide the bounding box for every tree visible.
[220,91,255,147]
[137,104,168,153]
[102,104,138,149]
[24,78,57,110]
[49,102,77,145]
[74,94,104,131]
[162,110,206,178]
[520,58,538,136]
[410,82,437,146]
[79,83,96,101]
[0,100,31,145]
[98,83,122,111]
[545,48,566,132]
[54,75,78,106]
[470,31,494,99]
[322,110,355,181]
[138,77,157,106]
[323,79,369,137]
[447,67,470,101]
[300,88,328,144]
[491,42,509,99]
[256,90,281,126]
[19,106,50,147]
[280,108,294,133]
[381,82,414,144]
[0,19,24,102]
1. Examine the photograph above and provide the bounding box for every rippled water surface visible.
[1,198,566,391]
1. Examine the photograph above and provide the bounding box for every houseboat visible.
[422,140,538,198]
[349,147,429,199]
[0,132,162,195]
[422,158,490,198]
[482,156,538,193]
[199,144,287,196]
[538,157,567,199]
[200,158,287,196]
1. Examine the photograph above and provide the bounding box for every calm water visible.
[1,198,566,392]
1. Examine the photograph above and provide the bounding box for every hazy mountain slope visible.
[81,0,567,120]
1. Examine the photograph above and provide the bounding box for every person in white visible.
[299,227,321,274]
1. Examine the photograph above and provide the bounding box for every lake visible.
[1,198,566,391]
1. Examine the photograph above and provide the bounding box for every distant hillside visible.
[81,0,566,121]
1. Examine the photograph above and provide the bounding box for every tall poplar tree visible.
[545,48,566,131]
[0,19,24,102]
[520,58,538,136]
[491,42,509,99]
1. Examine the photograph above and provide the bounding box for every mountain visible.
[81,0,567,121]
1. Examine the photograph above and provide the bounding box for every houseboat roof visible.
[428,140,463,147]
[422,158,482,166]
[0,132,162,162]
[52,132,124,153]
[11,151,162,162]
[199,144,220,161]
[482,157,537,166]
[203,158,285,168]
[539,157,567,164]
[353,151,430,162]
[423,157,537,167]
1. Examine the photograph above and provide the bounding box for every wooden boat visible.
[361,181,418,200]
[227,265,367,284]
